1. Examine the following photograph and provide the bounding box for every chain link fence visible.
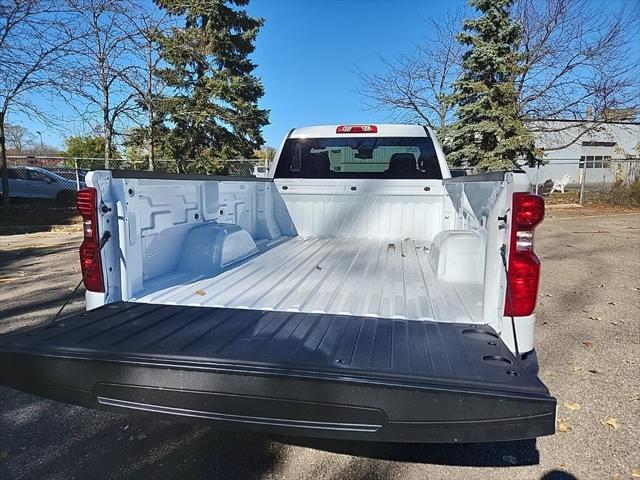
[5,155,639,206]
[523,158,640,204]
[7,155,269,185]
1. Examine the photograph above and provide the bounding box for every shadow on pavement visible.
[540,470,578,480]
[273,435,540,467]
[0,202,80,234]
[0,390,284,480]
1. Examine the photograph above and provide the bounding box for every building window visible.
[579,156,612,168]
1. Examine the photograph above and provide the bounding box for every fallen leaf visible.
[588,316,602,321]
[502,454,518,465]
[611,321,623,326]
[401,253,406,257]
[582,341,593,347]
[544,293,552,297]
[123,424,129,431]
[563,401,581,411]
[194,289,206,296]
[631,469,640,478]
[136,433,147,440]
[557,419,572,433]
[387,243,396,250]
[608,302,616,306]
[316,265,322,270]
[601,418,620,430]
[588,369,598,374]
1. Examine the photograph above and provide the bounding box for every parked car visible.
[49,166,89,184]
[0,166,82,204]
[0,124,555,443]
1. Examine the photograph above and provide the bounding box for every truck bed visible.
[135,237,483,323]
[0,302,556,442]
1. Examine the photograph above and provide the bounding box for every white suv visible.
[1,166,79,203]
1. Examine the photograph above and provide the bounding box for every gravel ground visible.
[0,211,638,480]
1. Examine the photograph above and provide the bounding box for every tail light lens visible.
[505,192,544,316]
[76,188,104,292]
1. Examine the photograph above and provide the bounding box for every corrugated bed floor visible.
[135,237,483,323]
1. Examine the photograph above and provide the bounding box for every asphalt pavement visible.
[0,211,638,480]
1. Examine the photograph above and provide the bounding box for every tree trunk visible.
[103,87,111,169]
[0,112,10,209]
[104,123,112,170]
[148,108,155,171]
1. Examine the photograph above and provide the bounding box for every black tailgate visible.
[0,302,556,442]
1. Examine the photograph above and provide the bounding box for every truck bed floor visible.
[135,237,483,323]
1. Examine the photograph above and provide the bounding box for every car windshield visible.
[274,136,442,179]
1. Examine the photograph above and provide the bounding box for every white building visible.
[523,119,640,188]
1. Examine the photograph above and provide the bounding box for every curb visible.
[546,203,584,209]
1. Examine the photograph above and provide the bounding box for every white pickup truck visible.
[0,124,555,443]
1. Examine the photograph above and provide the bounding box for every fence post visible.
[579,161,587,204]
[74,158,80,191]
[535,160,540,195]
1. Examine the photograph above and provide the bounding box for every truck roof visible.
[289,124,430,138]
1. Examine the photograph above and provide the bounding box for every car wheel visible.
[56,190,75,205]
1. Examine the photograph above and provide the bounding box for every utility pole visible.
[36,131,43,152]
[579,161,587,204]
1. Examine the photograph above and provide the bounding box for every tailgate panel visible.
[0,302,556,442]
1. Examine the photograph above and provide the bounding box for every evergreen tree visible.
[154,0,269,173]
[64,135,107,160]
[446,0,536,171]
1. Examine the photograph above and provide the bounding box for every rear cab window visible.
[274,136,442,179]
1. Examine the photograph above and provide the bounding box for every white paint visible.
[85,126,538,354]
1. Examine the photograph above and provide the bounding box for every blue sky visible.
[13,0,465,149]
[13,0,639,150]
[248,0,465,147]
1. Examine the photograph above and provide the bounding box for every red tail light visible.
[76,188,104,292]
[336,125,378,134]
[513,193,544,229]
[505,193,544,317]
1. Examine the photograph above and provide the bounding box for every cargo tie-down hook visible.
[498,210,510,229]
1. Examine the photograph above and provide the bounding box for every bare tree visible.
[355,0,639,148]
[514,0,640,150]
[0,0,74,207]
[63,0,141,168]
[355,11,465,130]
[5,124,35,152]
[120,10,170,171]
